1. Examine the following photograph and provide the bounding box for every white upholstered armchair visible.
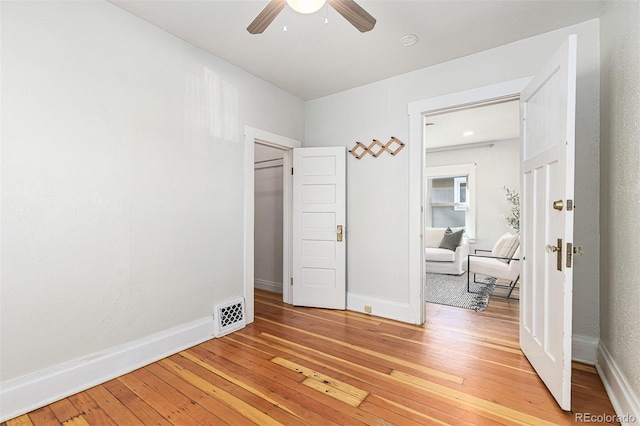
[462,233,520,299]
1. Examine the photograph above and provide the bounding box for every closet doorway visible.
[243,126,301,324]
[254,143,286,295]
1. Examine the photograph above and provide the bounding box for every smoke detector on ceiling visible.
[400,34,418,47]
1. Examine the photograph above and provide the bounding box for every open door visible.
[520,35,577,411]
[292,147,346,309]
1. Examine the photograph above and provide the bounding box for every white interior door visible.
[520,35,577,411]
[292,147,346,309]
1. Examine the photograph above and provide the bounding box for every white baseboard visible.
[347,292,414,323]
[596,342,640,425]
[0,316,214,423]
[572,334,599,365]
[255,279,283,293]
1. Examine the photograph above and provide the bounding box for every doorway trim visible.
[244,126,301,324]
[407,77,532,325]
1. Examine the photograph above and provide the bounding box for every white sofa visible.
[424,227,469,275]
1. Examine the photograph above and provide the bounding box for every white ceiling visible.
[425,99,521,148]
[108,0,605,101]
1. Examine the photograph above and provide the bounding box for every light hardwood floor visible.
[4,289,618,425]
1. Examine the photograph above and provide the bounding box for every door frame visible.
[407,77,532,325]
[244,126,301,324]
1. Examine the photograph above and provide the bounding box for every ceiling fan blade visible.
[247,0,286,34]
[327,0,376,32]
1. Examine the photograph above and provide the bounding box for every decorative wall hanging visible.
[349,136,405,159]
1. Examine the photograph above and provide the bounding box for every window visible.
[453,177,467,210]
[425,164,476,241]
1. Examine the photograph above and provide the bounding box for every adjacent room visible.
[423,99,522,311]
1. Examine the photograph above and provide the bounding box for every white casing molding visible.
[407,77,532,325]
[0,317,214,423]
[255,279,283,294]
[244,126,301,323]
[572,334,599,365]
[596,342,640,425]
[347,292,417,324]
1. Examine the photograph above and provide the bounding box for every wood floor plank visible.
[272,356,369,407]
[117,373,201,426]
[257,315,466,385]
[572,362,597,374]
[6,289,618,425]
[159,357,287,426]
[177,344,384,426]
[178,349,300,418]
[380,332,536,375]
[390,366,560,425]
[362,394,452,426]
[358,399,431,426]
[171,350,374,426]
[190,341,358,425]
[167,352,308,426]
[48,399,82,424]
[185,344,339,425]
[25,407,59,426]
[252,324,396,375]
[132,367,227,426]
[67,392,116,426]
[245,330,514,425]
[61,416,90,426]
[4,415,34,426]
[101,378,172,426]
[84,385,142,425]
[146,362,248,426]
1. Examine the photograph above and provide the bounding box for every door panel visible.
[520,35,577,411]
[292,147,346,309]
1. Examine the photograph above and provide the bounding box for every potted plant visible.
[502,187,520,233]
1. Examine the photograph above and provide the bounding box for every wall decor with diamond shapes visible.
[348,137,405,159]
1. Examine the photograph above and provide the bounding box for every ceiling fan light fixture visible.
[247,0,375,34]
[286,0,326,14]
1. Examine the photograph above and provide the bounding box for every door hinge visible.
[291,277,293,286]
[291,167,294,175]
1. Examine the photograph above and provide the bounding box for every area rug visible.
[426,273,497,312]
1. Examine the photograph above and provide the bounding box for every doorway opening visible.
[243,127,300,324]
[254,143,285,295]
[423,98,521,310]
[407,77,531,325]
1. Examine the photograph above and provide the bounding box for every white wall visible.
[0,0,303,389]
[254,145,284,293]
[599,0,640,418]
[305,20,600,339]
[426,139,520,251]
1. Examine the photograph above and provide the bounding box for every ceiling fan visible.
[247,0,376,34]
